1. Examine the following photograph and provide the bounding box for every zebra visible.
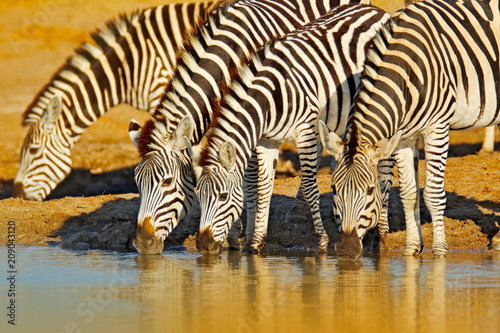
[192,4,390,255]
[403,0,497,153]
[13,1,215,202]
[319,0,500,258]
[129,0,370,254]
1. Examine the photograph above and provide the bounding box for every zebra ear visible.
[173,136,193,155]
[129,119,142,148]
[172,115,194,152]
[42,94,62,124]
[370,131,403,163]
[219,141,237,171]
[318,120,344,160]
[175,115,194,141]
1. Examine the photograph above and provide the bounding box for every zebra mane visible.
[347,18,395,148]
[362,18,394,85]
[22,9,143,125]
[138,1,232,156]
[153,0,232,117]
[198,46,268,168]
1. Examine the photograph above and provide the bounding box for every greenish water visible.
[1,246,499,333]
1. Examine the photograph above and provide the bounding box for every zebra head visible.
[13,94,72,201]
[129,116,200,254]
[196,140,243,255]
[319,120,401,259]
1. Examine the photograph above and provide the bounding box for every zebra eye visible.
[218,192,228,202]
[367,186,375,196]
[29,147,41,155]
[162,176,174,187]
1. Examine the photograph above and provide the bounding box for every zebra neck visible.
[199,87,269,172]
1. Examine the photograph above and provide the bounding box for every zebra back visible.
[350,0,500,146]
[199,4,390,170]
[136,0,371,155]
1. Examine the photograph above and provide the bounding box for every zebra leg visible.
[481,126,495,152]
[244,144,281,253]
[422,127,449,257]
[394,142,423,256]
[226,219,241,250]
[377,156,395,243]
[242,151,259,252]
[295,129,329,253]
[284,186,308,224]
[284,148,322,224]
[227,153,252,251]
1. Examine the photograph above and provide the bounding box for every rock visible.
[73,242,90,250]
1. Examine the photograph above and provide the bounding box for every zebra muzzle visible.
[196,228,222,256]
[133,217,164,254]
[335,230,363,260]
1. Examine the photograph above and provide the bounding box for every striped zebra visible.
[130,0,370,254]
[319,0,500,258]
[13,1,215,201]
[193,4,390,255]
[404,0,497,153]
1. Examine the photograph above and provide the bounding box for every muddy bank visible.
[1,161,500,255]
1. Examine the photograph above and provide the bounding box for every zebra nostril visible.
[11,182,25,199]
[196,228,221,255]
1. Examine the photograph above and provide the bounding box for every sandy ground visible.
[0,0,499,254]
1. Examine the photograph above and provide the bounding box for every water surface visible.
[1,247,499,332]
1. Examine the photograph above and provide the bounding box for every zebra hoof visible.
[432,249,447,258]
[431,243,448,258]
[318,246,328,255]
[242,244,261,254]
[403,244,421,257]
[317,236,329,255]
[227,243,240,251]
[432,252,447,258]
[226,237,240,251]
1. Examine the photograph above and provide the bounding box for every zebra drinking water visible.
[319,0,500,258]
[129,0,370,254]
[13,2,215,201]
[193,4,390,255]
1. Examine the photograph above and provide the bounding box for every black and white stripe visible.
[132,0,370,254]
[321,0,500,258]
[194,4,389,254]
[13,2,214,201]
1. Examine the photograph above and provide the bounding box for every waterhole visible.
[1,246,499,332]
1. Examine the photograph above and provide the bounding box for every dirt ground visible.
[1,0,499,254]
